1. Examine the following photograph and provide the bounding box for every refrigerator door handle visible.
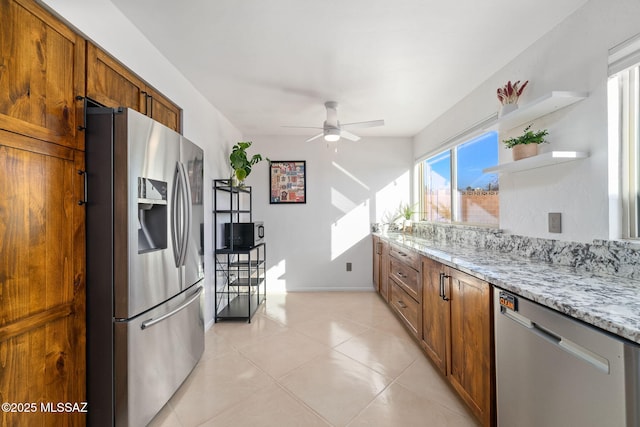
[170,164,182,267]
[140,285,203,330]
[177,162,192,267]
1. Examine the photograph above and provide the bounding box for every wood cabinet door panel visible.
[421,257,449,374]
[86,42,145,112]
[0,140,85,426]
[0,0,84,148]
[373,236,381,292]
[145,86,181,133]
[448,268,493,426]
[380,240,389,302]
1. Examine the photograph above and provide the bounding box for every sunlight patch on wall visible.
[266,259,287,293]
[331,187,358,214]
[332,161,370,190]
[331,196,370,260]
[375,170,410,222]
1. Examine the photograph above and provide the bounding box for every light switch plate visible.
[549,212,562,233]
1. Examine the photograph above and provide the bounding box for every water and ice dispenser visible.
[138,177,167,253]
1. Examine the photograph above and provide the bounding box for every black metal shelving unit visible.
[213,179,266,322]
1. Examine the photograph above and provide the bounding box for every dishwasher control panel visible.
[499,291,518,311]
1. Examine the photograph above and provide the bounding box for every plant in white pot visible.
[497,80,528,117]
[397,202,417,233]
[503,124,549,161]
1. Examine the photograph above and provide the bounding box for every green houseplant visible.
[229,141,268,184]
[502,124,548,160]
[397,202,417,233]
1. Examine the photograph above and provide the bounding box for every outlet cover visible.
[549,212,562,233]
[346,262,352,272]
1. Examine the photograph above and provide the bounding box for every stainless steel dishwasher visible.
[494,288,640,427]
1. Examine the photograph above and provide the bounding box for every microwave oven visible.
[224,222,264,249]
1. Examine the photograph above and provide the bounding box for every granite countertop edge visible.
[375,232,640,345]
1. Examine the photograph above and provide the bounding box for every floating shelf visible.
[485,91,589,131]
[483,151,589,174]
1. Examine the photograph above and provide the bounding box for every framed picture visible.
[270,160,306,204]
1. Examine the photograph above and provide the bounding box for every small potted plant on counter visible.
[398,202,417,233]
[503,124,549,161]
[497,80,528,117]
[229,141,268,186]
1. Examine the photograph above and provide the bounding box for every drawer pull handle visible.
[397,271,407,278]
[397,300,408,309]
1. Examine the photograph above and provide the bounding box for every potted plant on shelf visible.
[503,124,549,161]
[497,80,528,117]
[229,141,268,186]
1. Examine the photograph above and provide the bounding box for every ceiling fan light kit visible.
[285,101,384,143]
[324,127,341,142]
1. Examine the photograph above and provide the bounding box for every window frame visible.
[608,33,640,240]
[417,131,499,226]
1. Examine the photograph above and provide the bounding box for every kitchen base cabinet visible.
[423,261,495,426]
[387,243,422,339]
[372,236,389,301]
[374,236,495,426]
[447,268,494,427]
[421,257,449,375]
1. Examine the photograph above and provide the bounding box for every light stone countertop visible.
[377,232,640,345]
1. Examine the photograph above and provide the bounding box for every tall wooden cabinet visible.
[0,0,86,425]
[0,0,184,424]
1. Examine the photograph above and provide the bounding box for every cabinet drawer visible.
[389,258,420,300]
[390,280,419,336]
[389,243,421,271]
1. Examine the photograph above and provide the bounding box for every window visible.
[608,33,640,239]
[419,131,499,226]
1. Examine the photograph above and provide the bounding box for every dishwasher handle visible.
[500,306,610,373]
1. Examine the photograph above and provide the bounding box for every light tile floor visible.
[149,291,480,427]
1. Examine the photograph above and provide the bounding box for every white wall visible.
[414,0,640,243]
[243,135,413,291]
[40,0,243,328]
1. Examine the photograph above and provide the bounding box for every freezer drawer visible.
[494,289,640,427]
[114,283,204,427]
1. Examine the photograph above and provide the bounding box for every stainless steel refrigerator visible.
[85,107,205,426]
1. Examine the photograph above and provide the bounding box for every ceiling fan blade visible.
[282,125,324,130]
[305,133,324,142]
[340,119,385,129]
[341,130,361,142]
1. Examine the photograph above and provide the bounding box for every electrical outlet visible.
[549,212,562,233]
[346,262,352,272]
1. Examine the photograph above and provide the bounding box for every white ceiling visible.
[110,0,587,140]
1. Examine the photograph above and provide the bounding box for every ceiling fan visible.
[285,101,384,142]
